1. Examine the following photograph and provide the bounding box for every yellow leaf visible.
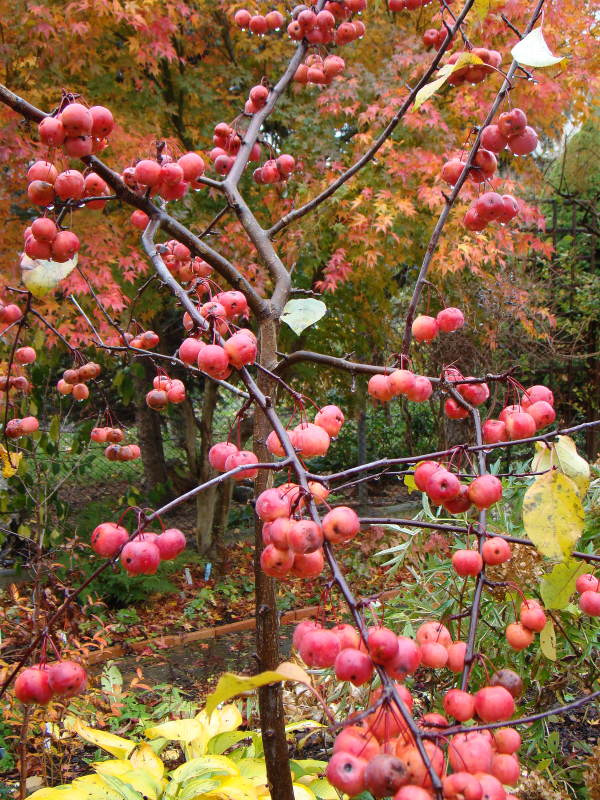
[531,437,590,497]
[26,789,89,800]
[113,768,162,799]
[522,471,584,560]
[169,755,240,784]
[473,0,491,19]
[93,759,133,777]
[20,252,78,297]
[414,54,484,110]
[540,619,557,661]
[553,436,591,496]
[66,719,135,759]
[539,558,588,609]
[293,784,317,800]
[275,662,312,686]
[145,718,205,743]
[0,444,22,478]
[205,671,293,715]
[205,775,259,800]
[73,774,122,799]
[129,743,165,781]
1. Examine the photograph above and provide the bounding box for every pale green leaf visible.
[510,26,564,68]
[281,299,326,336]
[540,558,588,609]
[540,619,557,660]
[20,252,78,297]
[522,471,584,560]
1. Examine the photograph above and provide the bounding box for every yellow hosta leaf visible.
[197,704,244,738]
[73,774,122,799]
[113,768,162,799]
[20,252,78,297]
[66,719,135,759]
[205,775,259,800]
[531,437,590,497]
[129,742,165,781]
[145,718,205,743]
[414,54,484,110]
[237,758,268,784]
[306,779,338,799]
[522,471,584,560]
[205,671,292,715]
[27,789,89,800]
[93,759,134,777]
[540,619,557,661]
[95,774,143,800]
[0,444,22,478]
[539,558,588,609]
[293,784,317,800]
[169,755,240,784]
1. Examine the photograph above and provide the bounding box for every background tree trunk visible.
[134,359,170,493]
[195,381,219,553]
[253,316,294,800]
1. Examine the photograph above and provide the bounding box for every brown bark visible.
[134,359,170,492]
[253,316,294,800]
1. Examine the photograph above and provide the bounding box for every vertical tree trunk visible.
[196,381,219,553]
[357,399,368,506]
[134,359,169,492]
[253,316,294,800]
[213,479,233,540]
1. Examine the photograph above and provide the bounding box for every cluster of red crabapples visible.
[266,403,345,460]
[91,522,187,575]
[233,8,285,33]
[56,361,101,402]
[258,489,359,580]
[0,344,34,395]
[146,375,187,411]
[368,369,433,405]
[37,99,114,157]
[154,238,214,284]
[207,405,344,482]
[422,27,449,50]
[14,660,87,706]
[575,572,600,617]
[177,291,255,380]
[90,426,141,463]
[446,48,502,86]
[414,460,502,514]
[481,108,539,158]
[482,384,556,443]
[294,53,346,86]
[293,619,523,799]
[123,329,160,350]
[121,149,207,202]
[411,307,465,343]
[253,153,296,184]
[208,121,260,176]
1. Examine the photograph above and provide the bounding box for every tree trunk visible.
[134,359,170,492]
[195,381,219,553]
[253,316,294,800]
[213,478,233,540]
[357,399,368,506]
